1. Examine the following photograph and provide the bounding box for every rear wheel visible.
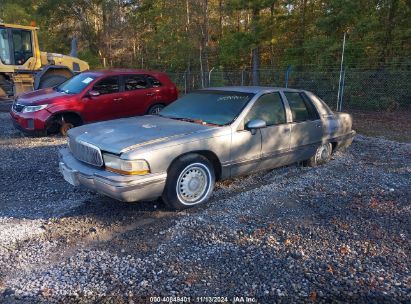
[162,154,215,210]
[147,104,165,115]
[39,75,68,89]
[305,143,332,167]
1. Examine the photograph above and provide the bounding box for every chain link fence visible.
[167,68,411,112]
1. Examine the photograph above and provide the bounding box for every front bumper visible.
[59,148,167,202]
[9,109,49,134]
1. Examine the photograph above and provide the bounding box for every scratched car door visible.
[230,123,262,177]
[283,91,323,163]
[244,93,291,169]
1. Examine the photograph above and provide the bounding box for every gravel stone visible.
[0,112,410,303]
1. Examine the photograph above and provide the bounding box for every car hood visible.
[68,115,218,154]
[17,88,72,105]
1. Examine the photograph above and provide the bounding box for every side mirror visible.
[246,119,266,130]
[88,90,100,97]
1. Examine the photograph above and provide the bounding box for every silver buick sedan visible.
[59,87,355,209]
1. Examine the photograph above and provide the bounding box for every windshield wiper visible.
[164,116,220,126]
[54,87,68,94]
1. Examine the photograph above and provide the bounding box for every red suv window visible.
[93,76,120,95]
[124,75,151,91]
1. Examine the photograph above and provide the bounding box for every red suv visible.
[10,69,178,135]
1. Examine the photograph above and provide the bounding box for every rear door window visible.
[124,74,151,91]
[284,92,319,122]
[93,76,120,95]
[146,75,162,87]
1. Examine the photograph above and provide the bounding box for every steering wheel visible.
[14,51,26,65]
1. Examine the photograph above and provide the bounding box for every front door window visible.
[11,29,33,65]
[93,76,120,95]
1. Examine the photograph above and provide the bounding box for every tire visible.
[305,143,332,167]
[162,154,215,210]
[39,75,68,89]
[47,114,82,136]
[147,104,165,115]
[59,121,75,136]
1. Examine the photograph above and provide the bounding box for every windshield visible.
[160,90,254,126]
[55,73,97,94]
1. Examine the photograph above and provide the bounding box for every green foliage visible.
[0,0,409,72]
[0,1,35,24]
[218,32,254,67]
[78,50,102,69]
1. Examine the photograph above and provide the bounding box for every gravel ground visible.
[0,112,410,303]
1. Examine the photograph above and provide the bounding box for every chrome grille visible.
[68,137,103,167]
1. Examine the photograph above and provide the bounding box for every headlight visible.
[103,153,150,175]
[22,105,48,113]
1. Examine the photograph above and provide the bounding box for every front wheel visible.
[59,121,75,136]
[162,154,215,210]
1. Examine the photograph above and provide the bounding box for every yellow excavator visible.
[0,23,89,98]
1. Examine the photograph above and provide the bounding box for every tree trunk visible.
[299,0,307,68]
[251,8,260,86]
[204,0,210,86]
[382,0,399,64]
[219,0,223,38]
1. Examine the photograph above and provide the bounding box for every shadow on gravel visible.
[63,195,168,219]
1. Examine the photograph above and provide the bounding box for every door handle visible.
[146,93,155,96]
[113,98,123,102]
[316,124,322,128]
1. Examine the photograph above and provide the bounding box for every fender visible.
[46,107,84,121]
[34,65,74,90]
[45,110,84,127]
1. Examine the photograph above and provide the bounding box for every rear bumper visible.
[59,148,167,202]
[333,130,356,149]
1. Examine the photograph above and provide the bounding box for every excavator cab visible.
[0,27,35,66]
[0,23,89,98]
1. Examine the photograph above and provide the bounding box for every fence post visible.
[208,67,215,87]
[285,65,292,88]
[241,69,245,86]
[184,70,188,94]
[337,32,347,111]
[338,68,346,111]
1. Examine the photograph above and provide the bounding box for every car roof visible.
[85,69,167,77]
[204,86,304,94]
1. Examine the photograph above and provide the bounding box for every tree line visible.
[1,0,410,75]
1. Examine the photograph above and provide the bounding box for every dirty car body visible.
[59,87,355,209]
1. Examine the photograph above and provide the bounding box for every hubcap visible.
[316,144,330,164]
[177,163,210,204]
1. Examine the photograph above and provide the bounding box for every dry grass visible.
[351,110,411,143]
